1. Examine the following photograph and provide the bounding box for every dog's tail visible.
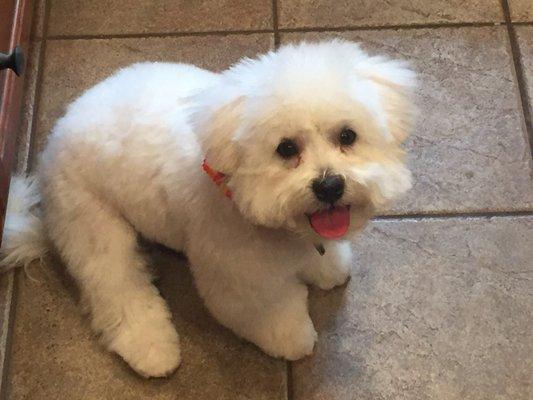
[0,175,47,271]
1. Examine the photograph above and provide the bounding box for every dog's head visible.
[194,40,416,241]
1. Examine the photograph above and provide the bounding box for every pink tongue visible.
[309,206,350,239]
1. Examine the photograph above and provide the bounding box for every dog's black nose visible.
[312,174,345,204]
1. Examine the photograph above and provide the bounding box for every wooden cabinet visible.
[0,0,33,244]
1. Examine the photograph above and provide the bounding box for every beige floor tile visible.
[282,28,533,213]
[509,0,533,22]
[31,34,274,163]
[7,251,287,400]
[48,0,272,37]
[292,216,533,400]
[278,0,504,29]
[516,26,533,126]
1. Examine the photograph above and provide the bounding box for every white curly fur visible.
[0,40,415,377]
[1,176,47,271]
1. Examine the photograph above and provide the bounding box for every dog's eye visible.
[276,139,299,159]
[339,128,357,146]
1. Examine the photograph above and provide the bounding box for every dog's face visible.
[195,40,415,241]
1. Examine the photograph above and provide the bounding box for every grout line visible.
[25,0,51,172]
[501,0,533,159]
[47,29,275,41]
[38,0,50,41]
[44,21,509,42]
[279,21,503,33]
[286,361,294,400]
[0,272,16,400]
[272,0,280,48]
[513,21,533,26]
[373,210,533,221]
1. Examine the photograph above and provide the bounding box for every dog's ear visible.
[194,90,245,175]
[359,58,417,144]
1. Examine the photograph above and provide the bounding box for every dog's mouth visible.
[307,205,350,240]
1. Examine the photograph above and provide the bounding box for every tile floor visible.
[1,1,532,399]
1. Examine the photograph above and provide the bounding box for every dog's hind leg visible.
[43,179,181,377]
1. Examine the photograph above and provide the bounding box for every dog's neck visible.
[201,159,326,256]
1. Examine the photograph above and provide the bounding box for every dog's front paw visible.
[255,309,317,361]
[302,242,353,290]
[107,321,181,378]
[313,264,350,290]
[302,258,351,290]
[130,340,181,378]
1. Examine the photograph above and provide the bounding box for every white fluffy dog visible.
[1,40,415,378]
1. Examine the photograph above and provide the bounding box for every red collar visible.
[202,159,233,199]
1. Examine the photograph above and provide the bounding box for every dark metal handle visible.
[0,45,25,76]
